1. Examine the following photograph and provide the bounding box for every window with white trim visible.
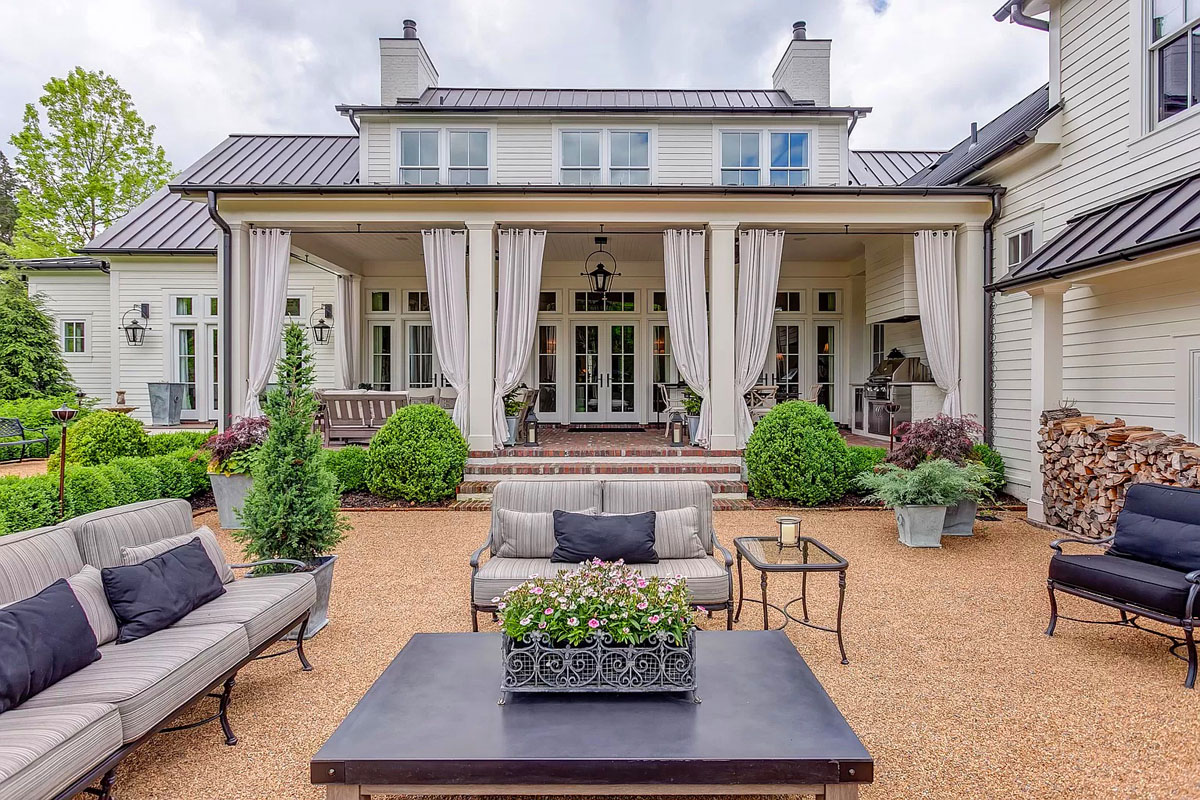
[871,323,886,369]
[1149,0,1200,124]
[1007,228,1034,267]
[769,132,810,186]
[399,129,439,184]
[720,132,760,186]
[62,320,86,354]
[448,130,489,185]
[560,130,602,185]
[609,131,650,185]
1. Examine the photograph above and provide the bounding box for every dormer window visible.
[448,130,489,185]
[398,129,490,185]
[1149,0,1200,124]
[769,132,810,186]
[399,130,439,184]
[561,130,602,185]
[609,131,650,185]
[720,132,761,186]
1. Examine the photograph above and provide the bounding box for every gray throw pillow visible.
[653,506,707,559]
[121,526,235,584]
[495,507,595,558]
[65,565,120,646]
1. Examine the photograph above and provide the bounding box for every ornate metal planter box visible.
[500,629,698,702]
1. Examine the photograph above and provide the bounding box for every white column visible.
[467,221,496,451]
[956,223,986,423]
[228,223,252,420]
[1028,285,1066,523]
[708,222,738,451]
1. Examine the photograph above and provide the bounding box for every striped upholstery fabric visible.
[635,559,730,605]
[0,527,84,605]
[173,573,316,648]
[652,507,707,559]
[473,557,728,606]
[120,526,235,584]
[490,481,603,555]
[64,566,119,646]
[495,507,595,558]
[66,499,195,569]
[20,623,249,742]
[602,481,715,553]
[0,703,121,800]
[473,558,565,605]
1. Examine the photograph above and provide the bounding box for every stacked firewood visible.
[1038,407,1200,537]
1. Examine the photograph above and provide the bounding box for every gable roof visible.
[991,170,1200,291]
[82,134,360,254]
[904,83,1055,186]
[849,150,942,186]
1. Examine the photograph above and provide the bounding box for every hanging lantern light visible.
[581,236,621,298]
[308,304,334,345]
[120,305,150,346]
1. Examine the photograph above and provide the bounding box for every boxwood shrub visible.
[109,456,163,502]
[96,464,140,507]
[745,401,852,505]
[146,430,214,456]
[63,466,117,517]
[367,405,468,502]
[51,411,148,467]
[145,454,194,499]
[0,475,59,535]
[846,445,888,489]
[969,442,1006,496]
[325,446,369,493]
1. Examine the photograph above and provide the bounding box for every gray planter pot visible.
[284,554,336,640]
[208,472,253,530]
[147,382,184,426]
[942,498,979,536]
[505,416,518,446]
[895,505,947,548]
[687,415,700,445]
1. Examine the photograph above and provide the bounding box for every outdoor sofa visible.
[1046,482,1200,687]
[469,480,734,630]
[0,498,318,800]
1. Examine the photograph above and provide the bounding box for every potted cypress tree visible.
[856,459,989,548]
[235,324,348,637]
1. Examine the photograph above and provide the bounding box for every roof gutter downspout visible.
[982,190,1004,446]
[847,110,861,139]
[1006,1,1050,31]
[206,191,234,432]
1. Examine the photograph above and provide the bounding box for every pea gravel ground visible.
[86,509,1200,800]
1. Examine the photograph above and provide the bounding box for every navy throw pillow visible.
[102,537,226,644]
[551,510,659,564]
[0,579,100,713]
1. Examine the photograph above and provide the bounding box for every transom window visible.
[284,297,302,318]
[369,291,392,312]
[1149,0,1200,123]
[406,291,430,312]
[448,131,488,185]
[538,291,558,312]
[63,321,86,354]
[1007,228,1034,267]
[720,132,760,186]
[399,130,439,184]
[816,290,839,313]
[774,291,805,312]
[561,130,601,185]
[574,291,636,312]
[175,297,194,316]
[769,132,810,186]
[609,131,650,185]
[651,291,668,312]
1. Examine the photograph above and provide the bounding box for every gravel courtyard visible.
[89,508,1200,800]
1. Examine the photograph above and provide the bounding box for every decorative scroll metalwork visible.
[500,629,697,699]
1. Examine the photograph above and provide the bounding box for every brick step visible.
[463,463,743,478]
[457,478,748,502]
[470,447,743,458]
[467,454,743,467]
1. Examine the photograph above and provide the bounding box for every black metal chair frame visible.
[0,417,50,462]
[1046,534,1200,689]
[469,532,736,632]
[54,559,317,800]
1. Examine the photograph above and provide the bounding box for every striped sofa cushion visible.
[120,526,235,584]
[64,566,119,646]
[652,507,707,559]
[602,481,715,553]
[0,527,85,606]
[66,499,195,569]
[172,573,316,648]
[0,702,121,800]
[495,507,595,558]
[490,481,602,555]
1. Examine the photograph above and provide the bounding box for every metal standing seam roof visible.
[82,134,360,254]
[904,84,1055,187]
[991,170,1200,291]
[849,151,942,186]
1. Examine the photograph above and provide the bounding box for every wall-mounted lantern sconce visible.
[308,304,334,345]
[120,304,150,346]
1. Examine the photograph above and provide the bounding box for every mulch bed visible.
[336,491,454,510]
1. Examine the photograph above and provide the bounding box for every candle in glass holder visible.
[776,516,800,547]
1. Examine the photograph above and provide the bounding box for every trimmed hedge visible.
[745,401,852,505]
[0,474,59,534]
[325,446,368,493]
[109,456,163,502]
[846,445,887,488]
[367,405,468,502]
[62,466,118,518]
[50,411,148,468]
[969,442,1007,497]
[0,394,93,460]
[146,430,214,456]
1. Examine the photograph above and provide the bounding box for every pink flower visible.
[636,579,647,588]
[637,601,648,610]
[520,617,532,626]
[696,605,706,613]
[531,586,544,595]
[648,615,660,624]
[587,618,601,629]
[544,607,554,615]
[568,617,579,626]
[538,621,547,629]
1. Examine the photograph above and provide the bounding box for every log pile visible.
[1038,407,1200,537]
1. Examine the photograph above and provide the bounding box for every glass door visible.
[607,322,639,422]
[206,325,219,420]
[771,324,804,402]
[405,321,441,389]
[571,322,638,423]
[175,327,199,419]
[815,322,838,414]
[370,323,394,390]
[536,324,560,422]
[573,323,602,421]
[652,324,679,423]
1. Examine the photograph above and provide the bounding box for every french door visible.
[572,321,639,423]
[769,323,804,403]
[173,323,220,421]
[404,321,444,389]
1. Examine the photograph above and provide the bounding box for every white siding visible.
[364,120,393,185]
[657,123,713,185]
[814,119,846,186]
[864,236,918,324]
[883,320,926,362]
[494,120,553,184]
[27,271,112,403]
[992,291,1033,495]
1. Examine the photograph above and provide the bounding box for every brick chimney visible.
[379,19,438,104]
[772,21,831,106]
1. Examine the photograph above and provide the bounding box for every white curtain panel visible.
[914,229,961,416]
[492,229,546,445]
[244,228,291,418]
[734,229,785,448]
[334,275,361,389]
[663,229,712,447]
[422,228,471,433]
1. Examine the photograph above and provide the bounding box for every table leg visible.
[735,551,744,623]
[326,785,366,800]
[800,540,810,622]
[819,784,859,799]
[760,571,769,631]
[836,568,849,665]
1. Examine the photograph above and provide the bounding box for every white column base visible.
[709,433,737,451]
[468,434,495,452]
[1026,497,1046,523]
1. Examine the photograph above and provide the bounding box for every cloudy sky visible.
[0,0,1049,170]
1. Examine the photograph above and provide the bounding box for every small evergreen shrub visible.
[969,442,1006,496]
[145,454,192,499]
[855,459,991,508]
[324,446,368,493]
[110,456,163,502]
[745,401,852,505]
[63,466,117,517]
[147,430,214,456]
[845,445,888,488]
[51,411,148,467]
[367,404,468,502]
[0,474,59,535]
[96,464,139,507]
[887,414,984,469]
[0,274,75,402]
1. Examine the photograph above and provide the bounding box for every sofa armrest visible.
[469,535,492,570]
[231,558,310,574]
[711,530,734,568]
[1049,534,1114,555]
[1186,570,1200,585]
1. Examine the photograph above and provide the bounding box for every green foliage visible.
[367,403,468,502]
[745,401,852,505]
[144,454,190,499]
[968,443,1006,497]
[146,429,213,456]
[502,385,526,417]
[0,474,58,535]
[5,67,172,258]
[236,325,346,565]
[49,410,147,467]
[324,446,368,493]
[0,274,75,401]
[855,459,991,508]
[109,456,162,502]
[95,463,139,506]
[0,150,16,247]
[62,466,116,517]
[0,393,87,460]
[682,387,702,416]
[171,448,210,496]
[845,445,888,488]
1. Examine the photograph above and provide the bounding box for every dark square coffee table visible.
[312,630,872,799]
